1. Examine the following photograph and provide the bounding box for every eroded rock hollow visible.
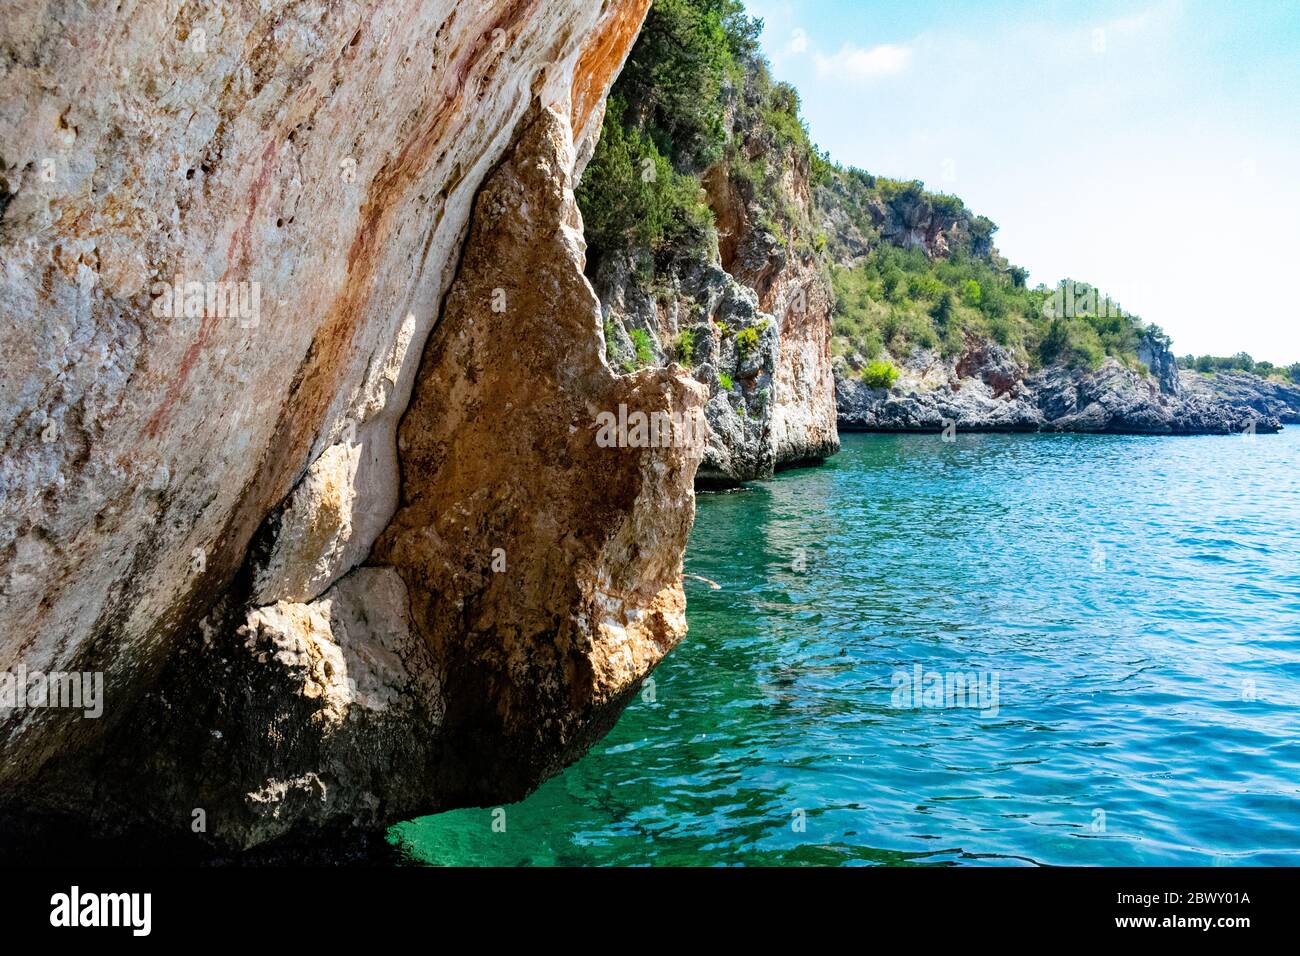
[0,0,711,853]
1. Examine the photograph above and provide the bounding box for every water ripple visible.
[394,431,1300,866]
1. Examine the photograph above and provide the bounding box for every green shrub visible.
[861,359,900,389]
[629,328,655,369]
[909,273,946,301]
[735,320,767,356]
[1038,317,1104,369]
[612,0,738,174]
[931,291,956,331]
[719,372,734,390]
[577,0,767,269]
[577,104,716,266]
[674,328,695,366]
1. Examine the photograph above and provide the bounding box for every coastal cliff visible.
[2,0,1293,860]
[0,0,700,852]
[578,2,839,486]
[835,336,1294,435]
[819,175,1298,435]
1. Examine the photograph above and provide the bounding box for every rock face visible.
[1031,361,1278,434]
[0,0,694,852]
[836,337,1283,435]
[835,343,1041,432]
[593,252,782,487]
[816,171,997,266]
[373,108,704,811]
[587,35,839,489]
[595,240,839,488]
[1136,327,1182,396]
[1180,369,1300,424]
[716,168,839,472]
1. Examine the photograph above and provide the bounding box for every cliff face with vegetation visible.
[818,175,1298,434]
[0,0,707,853]
[3,0,1294,858]
[582,5,1298,446]
[577,0,838,485]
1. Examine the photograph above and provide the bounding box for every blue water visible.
[393,430,1300,865]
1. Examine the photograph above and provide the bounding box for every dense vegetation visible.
[830,238,1149,372]
[576,0,824,273]
[577,0,747,268]
[579,3,1154,375]
[581,0,1294,382]
[1177,353,1300,383]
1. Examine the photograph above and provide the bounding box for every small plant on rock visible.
[674,329,696,366]
[629,328,655,369]
[861,359,900,389]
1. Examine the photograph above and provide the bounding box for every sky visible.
[745,0,1300,362]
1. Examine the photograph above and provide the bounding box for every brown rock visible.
[373,105,705,805]
[0,0,690,852]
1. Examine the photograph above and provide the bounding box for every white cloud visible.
[786,28,808,56]
[814,43,913,80]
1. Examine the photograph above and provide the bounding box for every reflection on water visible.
[393,430,1300,865]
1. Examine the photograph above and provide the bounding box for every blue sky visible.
[745,0,1300,362]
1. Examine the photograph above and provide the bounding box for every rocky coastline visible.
[835,336,1298,436]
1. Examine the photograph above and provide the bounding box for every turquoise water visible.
[392,430,1300,866]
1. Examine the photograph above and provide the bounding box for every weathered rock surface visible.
[594,252,780,486]
[724,194,839,472]
[0,0,681,852]
[835,342,1042,432]
[373,107,704,812]
[593,87,839,486]
[837,338,1283,435]
[1180,369,1300,424]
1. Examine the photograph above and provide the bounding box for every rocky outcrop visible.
[767,253,839,466]
[592,60,839,487]
[373,108,704,813]
[835,343,1041,432]
[1032,360,1277,434]
[1180,369,1300,424]
[837,338,1281,435]
[595,244,838,487]
[0,0,692,853]
[816,170,997,265]
[1137,327,1182,396]
[711,159,838,471]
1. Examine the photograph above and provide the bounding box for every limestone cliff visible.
[835,339,1285,435]
[0,0,706,853]
[819,172,1289,435]
[579,9,839,486]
